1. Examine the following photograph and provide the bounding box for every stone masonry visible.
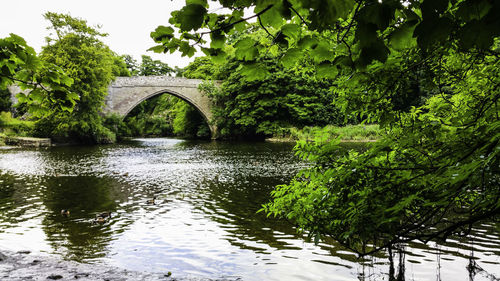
[9,76,218,138]
[104,76,216,137]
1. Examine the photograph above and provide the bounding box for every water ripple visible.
[0,139,498,281]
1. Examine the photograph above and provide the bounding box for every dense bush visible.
[0,112,34,136]
[0,88,11,113]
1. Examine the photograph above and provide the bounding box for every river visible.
[0,138,498,281]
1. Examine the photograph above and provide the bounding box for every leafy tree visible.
[111,55,131,77]
[150,0,499,75]
[122,54,139,76]
[186,27,351,139]
[0,34,75,117]
[35,12,120,143]
[209,56,346,139]
[138,55,174,76]
[171,101,210,138]
[264,48,500,256]
[182,56,218,79]
[154,0,500,258]
[173,66,185,77]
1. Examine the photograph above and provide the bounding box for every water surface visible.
[0,138,498,280]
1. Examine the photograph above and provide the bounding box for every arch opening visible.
[121,90,212,139]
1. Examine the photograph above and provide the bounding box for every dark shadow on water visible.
[40,175,123,261]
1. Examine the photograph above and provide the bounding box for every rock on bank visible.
[0,249,238,281]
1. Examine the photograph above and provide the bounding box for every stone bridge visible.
[104,76,216,136]
[9,76,218,138]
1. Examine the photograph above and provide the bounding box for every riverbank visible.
[1,136,51,147]
[0,249,237,281]
[266,124,382,143]
[266,137,378,143]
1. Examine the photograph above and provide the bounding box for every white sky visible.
[0,0,200,68]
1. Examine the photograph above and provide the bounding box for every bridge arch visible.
[103,76,217,138]
[122,89,210,125]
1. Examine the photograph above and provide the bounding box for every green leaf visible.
[389,22,417,50]
[186,0,208,8]
[234,37,259,61]
[414,16,453,48]
[66,91,80,102]
[456,0,492,20]
[238,63,269,81]
[316,61,338,79]
[176,4,207,31]
[458,19,495,49]
[150,25,175,42]
[179,41,196,57]
[29,88,44,103]
[201,47,227,63]
[210,31,225,49]
[308,0,355,30]
[281,48,302,67]
[281,24,301,43]
[257,5,283,28]
[298,35,319,49]
[16,93,27,103]
[355,23,378,47]
[356,38,389,66]
[60,75,73,87]
[277,0,292,19]
[148,45,168,54]
[357,3,394,30]
[311,41,334,63]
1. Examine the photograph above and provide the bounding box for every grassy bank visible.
[0,112,35,145]
[268,124,382,142]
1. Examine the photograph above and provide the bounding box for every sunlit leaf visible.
[281,48,302,67]
[175,4,207,31]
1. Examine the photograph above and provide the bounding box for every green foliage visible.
[0,88,11,112]
[181,26,358,140]
[195,45,348,139]
[111,55,131,77]
[152,0,500,71]
[138,55,174,76]
[264,43,500,256]
[0,34,75,117]
[182,57,218,79]
[213,62,345,138]
[122,95,174,137]
[121,54,174,77]
[172,101,210,138]
[0,111,34,136]
[116,93,209,139]
[159,0,500,257]
[35,12,120,144]
[290,124,381,141]
[123,54,139,76]
[103,114,131,140]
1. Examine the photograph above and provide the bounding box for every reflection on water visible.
[0,138,498,281]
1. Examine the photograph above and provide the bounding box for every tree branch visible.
[290,6,309,27]
[199,5,274,36]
